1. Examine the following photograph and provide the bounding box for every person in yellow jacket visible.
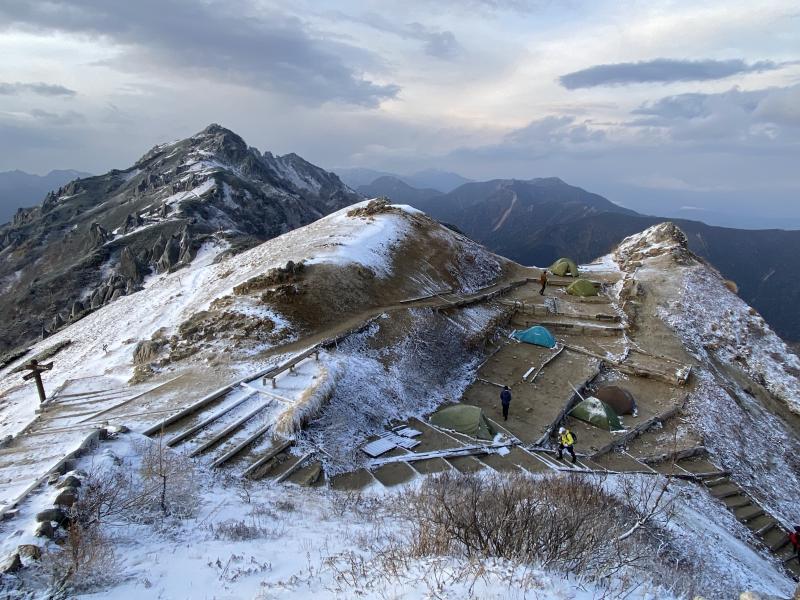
[557,426,577,463]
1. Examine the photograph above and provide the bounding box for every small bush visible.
[397,471,634,577]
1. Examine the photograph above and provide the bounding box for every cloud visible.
[0,0,399,107]
[28,109,85,126]
[627,85,800,143]
[559,58,790,89]
[351,13,461,59]
[0,82,76,97]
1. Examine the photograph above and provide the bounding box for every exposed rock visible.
[17,545,41,561]
[89,222,110,247]
[157,235,180,273]
[56,475,81,489]
[51,313,65,330]
[34,521,54,539]
[133,340,163,365]
[69,300,84,320]
[46,472,60,486]
[54,488,78,508]
[1,552,21,574]
[35,508,69,526]
[110,288,124,302]
[118,246,145,284]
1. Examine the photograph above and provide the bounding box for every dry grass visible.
[273,365,336,436]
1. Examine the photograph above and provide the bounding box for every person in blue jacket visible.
[500,385,512,421]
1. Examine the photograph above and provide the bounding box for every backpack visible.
[571,431,577,443]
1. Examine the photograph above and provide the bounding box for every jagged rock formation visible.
[0,124,360,353]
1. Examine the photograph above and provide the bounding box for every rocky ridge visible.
[0,124,360,355]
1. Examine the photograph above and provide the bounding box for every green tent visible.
[429,404,497,440]
[550,258,579,277]
[569,397,624,431]
[566,278,598,297]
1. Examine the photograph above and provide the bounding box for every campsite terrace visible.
[329,264,799,580]
[0,258,797,581]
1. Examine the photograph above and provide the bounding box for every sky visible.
[0,0,798,227]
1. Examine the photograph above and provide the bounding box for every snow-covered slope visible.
[0,200,509,438]
[614,222,800,525]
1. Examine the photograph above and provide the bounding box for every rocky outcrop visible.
[0,123,361,353]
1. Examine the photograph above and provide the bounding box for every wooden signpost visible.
[22,359,53,403]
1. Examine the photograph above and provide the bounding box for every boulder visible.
[133,340,162,365]
[46,472,60,486]
[1,552,21,574]
[17,545,41,561]
[34,521,54,539]
[36,508,69,526]
[56,475,81,489]
[54,488,78,508]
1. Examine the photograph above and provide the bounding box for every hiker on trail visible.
[500,385,512,421]
[790,526,800,561]
[539,270,548,295]
[557,426,577,463]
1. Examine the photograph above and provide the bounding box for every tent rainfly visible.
[593,385,638,415]
[429,404,497,440]
[550,258,579,277]
[566,278,599,297]
[512,325,556,348]
[570,396,624,431]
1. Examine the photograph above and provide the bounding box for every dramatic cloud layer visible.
[0,0,797,228]
[0,0,398,106]
[0,82,76,97]
[559,58,787,89]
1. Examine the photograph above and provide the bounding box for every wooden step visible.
[737,508,765,523]
[770,536,791,553]
[189,400,272,457]
[242,440,294,478]
[711,487,741,500]
[704,477,729,487]
[753,519,778,537]
[724,496,752,509]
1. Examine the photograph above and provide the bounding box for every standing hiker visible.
[500,385,512,421]
[790,526,800,562]
[557,426,577,463]
[539,270,548,295]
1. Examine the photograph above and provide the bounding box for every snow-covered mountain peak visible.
[0,126,361,356]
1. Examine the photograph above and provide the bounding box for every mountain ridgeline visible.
[391,176,799,344]
[0,124,360,355]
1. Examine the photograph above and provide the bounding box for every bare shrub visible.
[396,471,636,577]
[43,520,117,595]
[136,436,198,519]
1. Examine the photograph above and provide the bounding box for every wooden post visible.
[22,359,54,403]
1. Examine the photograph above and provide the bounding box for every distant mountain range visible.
[334,168,471,193]
[0,124,359,354]
[398,177,800,344]
[0,169,92,225]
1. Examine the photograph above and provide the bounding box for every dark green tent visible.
[429,404,497,440]
[566,279,598,297]
[550,258,579,277]
[569,397,623,431]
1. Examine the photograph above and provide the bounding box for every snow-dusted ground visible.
[0,203,430,439]
[614,223,800,526]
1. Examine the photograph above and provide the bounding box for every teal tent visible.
[512,326,556,348]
